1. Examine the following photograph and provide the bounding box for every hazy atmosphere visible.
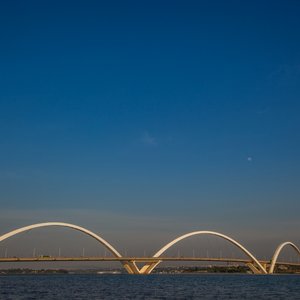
[1,1,300,265]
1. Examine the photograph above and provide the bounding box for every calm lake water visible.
[0,274,300,299]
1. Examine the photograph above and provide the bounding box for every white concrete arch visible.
[269,242,300,274]
[0,222,142,274]
[141,231,267,274]
[0,222,122,257]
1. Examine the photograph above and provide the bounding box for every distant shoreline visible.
[1,266,300,276]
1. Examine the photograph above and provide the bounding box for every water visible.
[1,274,300,299]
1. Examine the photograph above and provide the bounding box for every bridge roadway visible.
[0,256,299,267]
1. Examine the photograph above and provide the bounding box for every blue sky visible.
[0,1,300,255]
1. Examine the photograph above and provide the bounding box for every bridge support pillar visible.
[139,261,161,274]
[246,263,265,274]
[122,261,140,274]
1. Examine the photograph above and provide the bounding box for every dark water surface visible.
[1,274,300,299]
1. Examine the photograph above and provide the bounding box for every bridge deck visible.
[0,257,299,266]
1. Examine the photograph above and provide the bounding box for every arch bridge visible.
[0,222,299,275]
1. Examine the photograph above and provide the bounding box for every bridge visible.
[1,222,299,275]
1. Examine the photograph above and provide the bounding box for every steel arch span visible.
[0,222,139,274]
[140,231,268,274]
[269,242,300,274]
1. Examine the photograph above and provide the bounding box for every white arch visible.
[142,231,267,274]
[0,222,122,258]
[0,222,143,274]
[269,242,300,274]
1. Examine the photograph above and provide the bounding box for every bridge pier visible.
[123,260,162,274]
[122,262,140,274]
[139,261,160,274]
[246,263,264,274]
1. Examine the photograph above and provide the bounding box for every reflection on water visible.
[1,274,300,299]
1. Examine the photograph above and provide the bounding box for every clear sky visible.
[0,1,300,259]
